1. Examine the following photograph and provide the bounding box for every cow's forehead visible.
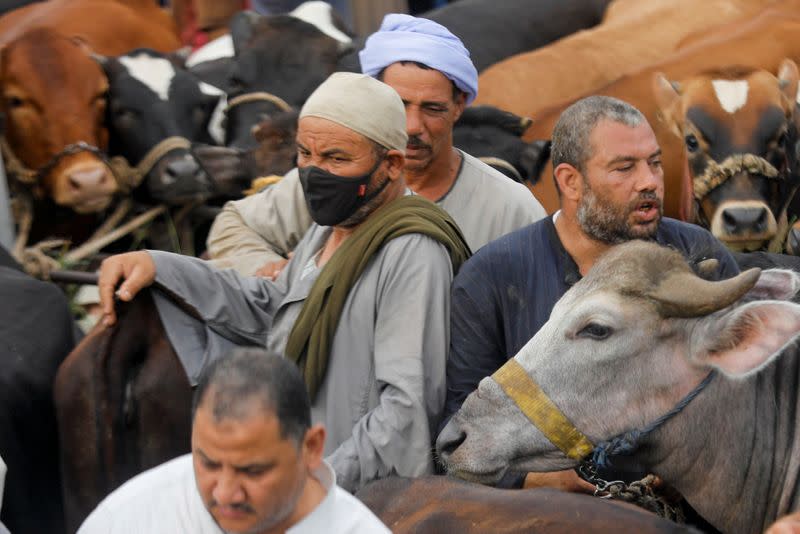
[682,70,785,114]
[118,53,176,101]
[680,70,788,148]
[3,30,105,98]
[580,241,692,294]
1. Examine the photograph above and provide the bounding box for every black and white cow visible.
[102,49,229,204]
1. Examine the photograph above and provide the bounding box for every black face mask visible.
[298,158,390,226]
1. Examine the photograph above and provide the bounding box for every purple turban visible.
[359,14,479,105]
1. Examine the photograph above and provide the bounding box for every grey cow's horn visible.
[648,268,761,317]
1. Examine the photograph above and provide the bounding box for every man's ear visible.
[302,424,326,469]
[385,149,405,181]
[452,91,467,123]
[553,162,582,202]
[690,300,800,376]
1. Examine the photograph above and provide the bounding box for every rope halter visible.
[1,132,194,195]
[492,358,715,469]
[225,91,292,114]
[693,153,782,201]
[107,136,193,193]
[1,136,107,186]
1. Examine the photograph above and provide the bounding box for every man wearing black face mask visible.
[96,72,471,494]
[206,14,546,278]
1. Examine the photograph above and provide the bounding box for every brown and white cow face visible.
[654,61,799,251]
[1,29,116,213]
[436,241,800,485]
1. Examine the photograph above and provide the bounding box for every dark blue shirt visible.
[442,215,740,484]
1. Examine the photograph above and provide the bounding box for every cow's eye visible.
[685,134,700,153]
[228,77,245,96]
[113,108,137,123]
[577,323,612,340]
[5,96,24,109]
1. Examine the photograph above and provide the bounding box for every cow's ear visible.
[690,300,800,376]
[653,72,683,138]
[230,10,263,55]
[777,59,799,113]
[741,268,800,302]
[519,140,551,185]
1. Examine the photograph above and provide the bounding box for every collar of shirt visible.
[287,460,337,533]
[546,211,581,288]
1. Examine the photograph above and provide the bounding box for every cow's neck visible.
[641,356,799,533]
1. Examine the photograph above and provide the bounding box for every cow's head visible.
[437,241,800,484]
[194,110,299,198]
[224,10,350,150]
[101,50,225,203]
[453,105,551,184]
[0,29,116,213]
[654,61,799,251]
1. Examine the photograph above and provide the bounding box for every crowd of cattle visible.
[2,0,800,532]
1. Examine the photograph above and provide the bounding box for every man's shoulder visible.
[657,218,739,277]
[381,231,450,257]
[78,455,212,533]
[657,217,721,251]
[328,486,391,533]
[293,485,390,534]
[91,454,193,507]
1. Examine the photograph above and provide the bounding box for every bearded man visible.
[439,95,740,491]
[97,72,470,493]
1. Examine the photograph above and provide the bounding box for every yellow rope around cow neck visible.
[492,358,594,461]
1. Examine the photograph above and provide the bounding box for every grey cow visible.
[438,240,800,534]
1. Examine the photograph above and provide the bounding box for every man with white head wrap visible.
[206,13,545,277]
[96,72,470,494]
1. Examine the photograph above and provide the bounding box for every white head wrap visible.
[359,14,479,105]
[299,72,408,152]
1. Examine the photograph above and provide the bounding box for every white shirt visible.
[78,455,390,534]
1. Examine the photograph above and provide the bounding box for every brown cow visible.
[653,63,798,251]
[521,10,800,220]
[356,477,694,533]
[474,0,797,126]
[0,0,180,236]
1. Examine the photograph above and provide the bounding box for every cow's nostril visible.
[722,209,738,233]
[721,206,770,234]
[436,422,468,459]
[756,208,768,231]
[165,157,202,182]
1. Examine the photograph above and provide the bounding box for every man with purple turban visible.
[206,13,546,277]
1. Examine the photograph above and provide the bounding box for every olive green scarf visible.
[285,195,471,400]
